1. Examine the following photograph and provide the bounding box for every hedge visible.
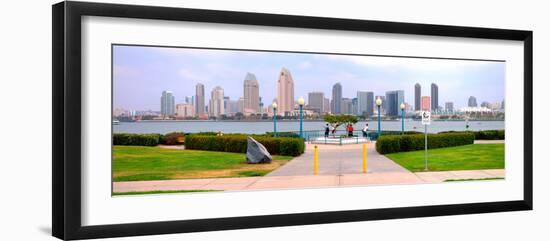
[113,133,161,146]
[439,130,504,140]
[376,132,475,154]
[185,135,305,156]
[473,130,505,140]
[368,130,422,140]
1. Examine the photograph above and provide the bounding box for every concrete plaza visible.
[113,142,505,193]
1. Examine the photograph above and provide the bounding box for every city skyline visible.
[113,45,505,112]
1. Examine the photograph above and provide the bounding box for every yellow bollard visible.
[362,143,367,173]
[314,145,319,175]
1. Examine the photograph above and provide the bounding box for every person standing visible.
[348,124,354,137]
[324,123,330,138]
[362,123,369,138]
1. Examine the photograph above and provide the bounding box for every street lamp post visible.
[297,97,305,138]
[376,97,382,138]
[400,102,406,135]
[272,102,278,137]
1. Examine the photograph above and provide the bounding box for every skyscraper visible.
[415,83,421,111]
[276,68,294,116]
[308,92,325,114]
[385,90,404,117]
[209,86,225,118]
[243,72,260,113]
[468,96,478,107]
[160,90,175,117]
[351,98,358,115]
[323,97,330,113]
[445,102,454,112]
[223,96,230,112]
[431,83,439,111]
[332,83,342,114]
[357,91,374,117]
[341,98,352,114]
[375,95,386,114]
[195,83,205,117]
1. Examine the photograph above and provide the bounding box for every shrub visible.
[162,132,186,145]
[369,130,421,140]
[113,133,161,146]
[474,130,505,140]
[376,132,475,154]
[439,130,505,140]
[185,135,305,156]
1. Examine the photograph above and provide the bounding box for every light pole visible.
[272,102,278,137]
[400,102,405,134]
[376,97,382,138]
[297,97,305,138]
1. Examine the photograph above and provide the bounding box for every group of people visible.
[324,123,369,138]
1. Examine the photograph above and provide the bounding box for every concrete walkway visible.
[113,169,505,193]
[267,142,410,176]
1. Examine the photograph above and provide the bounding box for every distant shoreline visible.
[122,119,504,123]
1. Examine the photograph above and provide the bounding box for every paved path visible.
[267,142,410,176]
[474,140,505,144]
[113,169,505,193]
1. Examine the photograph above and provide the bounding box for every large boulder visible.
[246,136,272,164]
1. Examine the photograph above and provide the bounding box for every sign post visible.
[421,96,431,171]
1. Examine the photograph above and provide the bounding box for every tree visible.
[324,114,359,135]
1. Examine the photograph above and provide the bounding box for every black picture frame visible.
[52,1,533,240]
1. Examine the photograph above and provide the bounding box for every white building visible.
[175,103,195,118]
[209,86,225,117]
[276,67,295,116]
[243,73,260,113]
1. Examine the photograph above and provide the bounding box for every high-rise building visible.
[415,83,421,111]
[385,90,404,117]
[209,86,225,118]
[223,96,230,112]
[480,101,490,108]
[375,95,386,114]
[243,73,260,113]
[308,92,325,114]
[332,83,342,114]
[237,97,245,113]
[195,83,205,116]
[357,91,374,117]
[323,97,330,113]
[351,98,358,115]
[341,98,352,114]
[468,96,478,107]
[276,68,295,116]
[431,83,439,111]
[445,102,454,112]
[160,90,175,117]
[175,103,195,118]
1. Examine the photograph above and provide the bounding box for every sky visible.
[113,45,505,111]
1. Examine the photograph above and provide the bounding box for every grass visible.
[385,144,504,172]
[113,146,294,181]
[444,177,505,182]
[112,190,220,196]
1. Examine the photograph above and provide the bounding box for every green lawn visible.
[385,144,504,172]
[113,190,220,196]
[113,146,293,181]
